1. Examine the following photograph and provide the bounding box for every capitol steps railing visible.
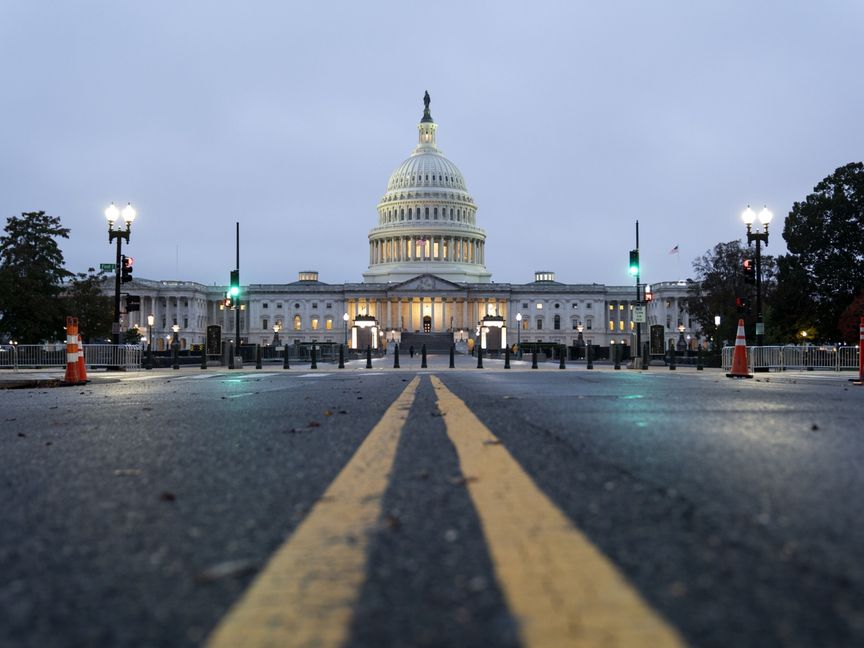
[722,345,860,372]
[0,344,142,371]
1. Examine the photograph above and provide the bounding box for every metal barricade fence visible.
[722,345,860,371]
[0,344,141,371]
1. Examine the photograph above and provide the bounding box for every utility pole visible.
[235,222,240,353]
[635,220,642,358]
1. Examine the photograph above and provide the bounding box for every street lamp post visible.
[677,323,686,353]
[741,205,773,347]
[272,324,281,346]
[105,202,136,345]
[171,323,180,370]
[146,314,154,370]
[343,312,350,348]
[577,323,585,360]
[516,312,522,358]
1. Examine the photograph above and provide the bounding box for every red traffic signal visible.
[743,259,755,284]
[121,255,134,283]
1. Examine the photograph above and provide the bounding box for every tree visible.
[686,240,776,346]
[0,211,72,342]
[778,162,864,341]
[837,289,864,344]
[123,327,143,344]
[62,268,114,342]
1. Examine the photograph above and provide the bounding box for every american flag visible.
[669,245,679,255]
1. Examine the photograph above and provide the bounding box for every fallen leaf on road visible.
[384,513,401,531]
[324,410,333,416]
[195,559,258,584]
[308,421,321,427]
[17,433,26,438]
[114,469,142,476]
[449,476,478,486]
[159,491,177,502]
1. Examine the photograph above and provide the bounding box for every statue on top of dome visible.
[421,90,433,123]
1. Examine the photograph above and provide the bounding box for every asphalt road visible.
[1,355,863,647]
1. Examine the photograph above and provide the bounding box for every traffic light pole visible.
[635,221,641,359]
[235,222,241,363]
[746,225,768,348]
[107,227,129,346]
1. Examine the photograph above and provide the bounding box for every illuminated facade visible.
[117,95,696,353]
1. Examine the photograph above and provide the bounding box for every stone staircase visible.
[398,332,453,353]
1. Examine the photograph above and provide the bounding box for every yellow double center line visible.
[209,375,684,647]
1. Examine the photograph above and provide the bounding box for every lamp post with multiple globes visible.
[741,205,774,348]
[105,202,136,345]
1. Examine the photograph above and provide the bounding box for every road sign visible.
[633,305,647,323]
[100,263,115,272]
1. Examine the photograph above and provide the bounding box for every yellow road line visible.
[207,376,421,648]
[430,375,685,648]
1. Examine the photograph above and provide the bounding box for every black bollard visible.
[338,344,345,369]
[669,348,676,370]
[504,345,510,369]
[642,341,650,371]
[283,345,290,370]
[228,342,235,370]
[172,343,179,370]
[421,344,428,368]
[613,344,621,370]
[311,343,318,370]
[586,344,593,370]
[255,344,262,370]
[146,345,153,370]
[697,346,704,371]
[449,343,455,369]
[394,343,400,368]
[559,345,566,369]
[532,346,538,369]
[200,345,207,370]
[366,345,372,369]
[477,345,483,369]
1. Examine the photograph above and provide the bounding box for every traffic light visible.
[121,255,133,283]
[126,295,141,312]
[229,270,240,298]
[735,296,751,314]
[743,259,755,284]
[628,249,640,276]
[644,285,653,302]
[222,296,233,309]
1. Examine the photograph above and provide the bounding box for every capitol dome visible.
[363,93,491,284]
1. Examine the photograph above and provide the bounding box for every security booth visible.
[480,315,507,354]
[351,315,380,350]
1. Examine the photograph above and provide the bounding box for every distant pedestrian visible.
[409,345,415,358]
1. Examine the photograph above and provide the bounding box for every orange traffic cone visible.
[77,334,89,383]
[726,318,752,379]
[62,317,80,386]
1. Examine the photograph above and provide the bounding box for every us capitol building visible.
[120,94,694,354]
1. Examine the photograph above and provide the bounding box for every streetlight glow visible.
[741,206,756,225]
[105,203,120,222]
[758,205,773,225]
[121,202,137,223]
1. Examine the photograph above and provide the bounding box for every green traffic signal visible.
[628,249,639,276]
[229,269,240,297]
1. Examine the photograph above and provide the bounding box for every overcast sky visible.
[1,1,862,288]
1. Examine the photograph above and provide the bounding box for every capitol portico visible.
[116,94,698,355]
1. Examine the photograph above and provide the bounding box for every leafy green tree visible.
[62,268,114,342]
[778,162,864,341]
[686,240,776,345]
[123,327,143,344]
[0,211,72,342]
